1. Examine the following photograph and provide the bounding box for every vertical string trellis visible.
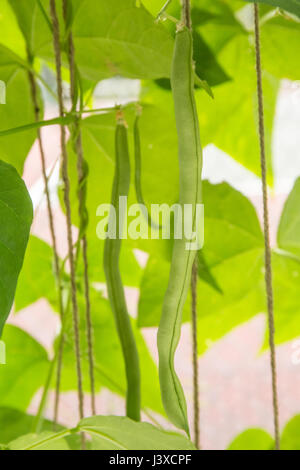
[191,256,200,449]
[182,0,201,449]
[26,42,67,432]
[49,0,85,448]
[253,2,280,450]
[62,0,96,417]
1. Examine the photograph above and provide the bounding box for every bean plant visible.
[0,0,299,451]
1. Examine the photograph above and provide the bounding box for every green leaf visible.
[0,407,58,444]
[79,416,196,450]
[261,252,300,347]
[281,415,300,450]
[228,429,274,450]
[61,112,142,287]
[0,326,49,410]
[8,0,52,57]
[0,0,26,57]
[0,161,33,335]
[8,430,70,450]
[193,31,230,87]
[72,0,174,81]
[0,46,43,173]
[245,0,300,18]
[197,35,279,184]
[14,236,57,312]
[0,407,83,450]
[60,291,164,417]
[277,177,300,258]
[138,181,265,347]
[260,15,300,81]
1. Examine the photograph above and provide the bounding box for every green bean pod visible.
[104,118,141,421]
[157,27,203,434]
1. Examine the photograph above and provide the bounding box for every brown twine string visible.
[27,69,64,324]
[49,0,85,448]
[182,0,201,449]
[27,62,66,429]
[253,2,280,450]
[62,0,96,417]
[191,256,200,449]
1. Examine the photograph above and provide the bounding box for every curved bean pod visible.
[157,26,203,434]
[104,116,141,421]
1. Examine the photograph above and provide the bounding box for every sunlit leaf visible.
[79,415,196,450]
[0,161,33,334]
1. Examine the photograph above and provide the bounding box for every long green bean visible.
[104,114,141,421]
[157,25,203,435]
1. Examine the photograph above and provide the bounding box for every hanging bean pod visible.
[104,113,141,421]
[157,26,203,434]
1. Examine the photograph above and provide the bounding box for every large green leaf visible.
[0,326,49,410]
[0,0,26,57]
[197,34,279,183]
[59,291,164,416]
[0,161,33,335]
[138,181,265,341]
[14,236,57,312]
[71,0,174,81]
[281,415,300,450]
[6,416,195,450]
[61,112,142,287]
[79,416,196,450]
[0,407,60,444]
[8,431,70,450]
[261,252,300,347]
[277,177,300,258]
[260,16,300,81]
[245,0,300,18]
[8,0,52,57]
[228,429,274,450]
[0,46,43,173]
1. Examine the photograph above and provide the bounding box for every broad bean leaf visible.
[0,161,33,335]
[260,16,300,81]
[71,0,174,81]
[0,326,49,410]
[228,429,274,450]
[138,181,266,352]
[7,416,196,450]
[8,431,70,450]
[0,408,84,450]
[244,0,300,18]
[281,415,300,450]
[196,35,279,184]
[228,414,300,450]
[79,416,196,450]
[261,252,300,347]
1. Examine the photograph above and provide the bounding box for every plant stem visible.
[253,2,280,450]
